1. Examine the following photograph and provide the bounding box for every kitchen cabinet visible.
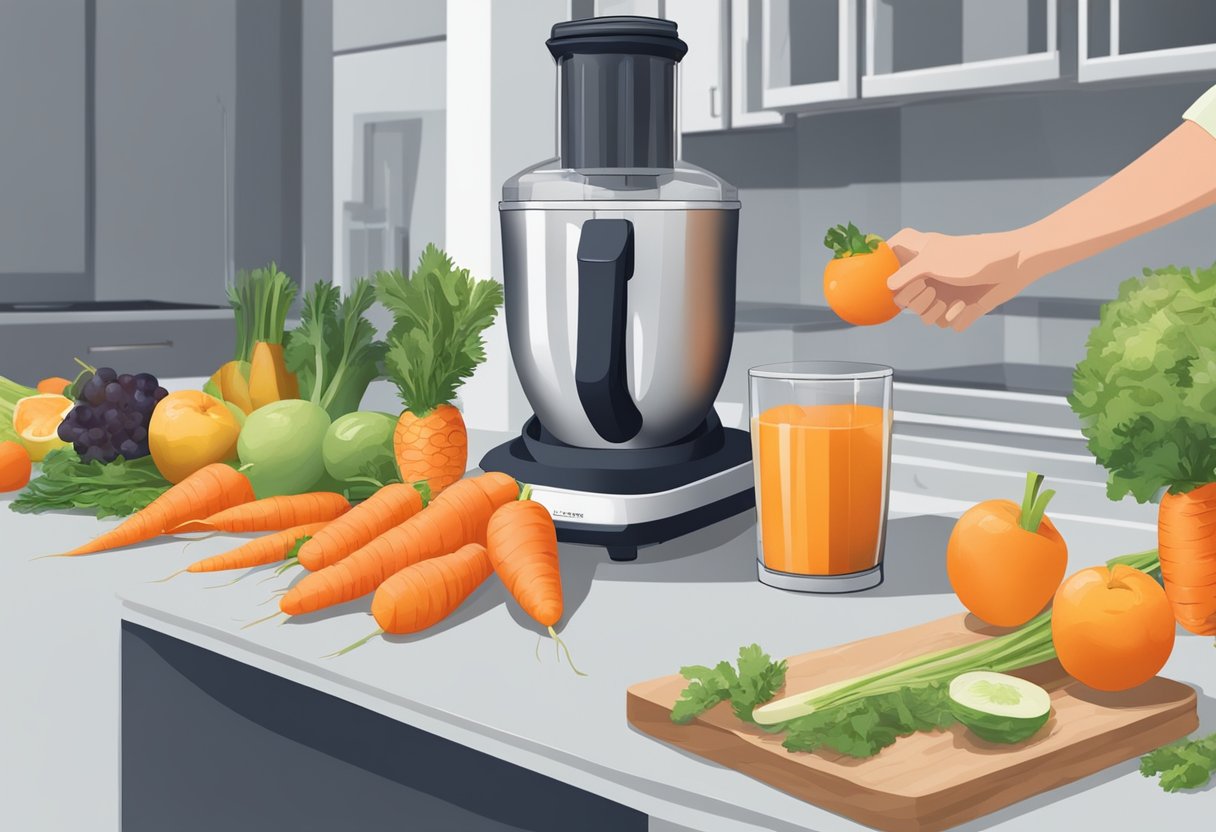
[759,0,857,108]
[1079,1,1216,82]
[667,0,728,133]
[863,0,1059,98]
[731,0,785,126]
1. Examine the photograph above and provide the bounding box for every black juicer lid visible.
[547,16,688,62]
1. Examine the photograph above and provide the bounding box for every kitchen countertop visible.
[3,430,1213,832]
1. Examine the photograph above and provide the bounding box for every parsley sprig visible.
[1141,732,1216,792]
[671,645,787,724]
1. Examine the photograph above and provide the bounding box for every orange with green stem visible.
[946,471,1068,627]
[822,222,901,326]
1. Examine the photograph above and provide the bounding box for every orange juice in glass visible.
[748,362,893,592]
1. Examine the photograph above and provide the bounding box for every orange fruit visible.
[394,404,467,496]
[1051,565,1176,691]
[12,393,73,461]
[823,241,901,326]
[36,376,72,395]
[947,498,1068,627]
[148,390,240,483]
[0,440,32,491]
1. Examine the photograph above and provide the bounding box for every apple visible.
[149,390,241,483]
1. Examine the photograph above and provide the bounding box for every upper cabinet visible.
[760,0,857,107]
[863,0,1059,98]
[668,0,729,132]
[1079,1,1216,82]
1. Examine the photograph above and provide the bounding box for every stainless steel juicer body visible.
[500,198,739,449]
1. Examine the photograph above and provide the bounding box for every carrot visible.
[168,492,350,534]
[1157,483,1216,635]
[297,483,426,571]
[60,463,255,556]
[395,404,467,496]
[371,543,492,633]
[186,522,329,573]
[486,485,583,675]
[281,471,517,616]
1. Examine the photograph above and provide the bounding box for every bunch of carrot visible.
[50,462,578,671]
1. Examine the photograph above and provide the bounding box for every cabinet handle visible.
[709,85,719,119]
[88,341,174,353]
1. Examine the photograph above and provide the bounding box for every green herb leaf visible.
[669,645,785,725]
[781,683,954,758]
[375,244,503,414]
[1140,732,1216,792]
[1071,264,1216,502]
[227,262,298,358]
[11,448,171,518]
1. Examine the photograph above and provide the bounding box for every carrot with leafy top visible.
[297,483,426,571]
[281,471,517,616]
[168,492,350,534]
[58,463,255,556]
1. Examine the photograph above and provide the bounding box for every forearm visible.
[1013,121,1216,279]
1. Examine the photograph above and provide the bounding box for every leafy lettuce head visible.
[1070,263,1216,503]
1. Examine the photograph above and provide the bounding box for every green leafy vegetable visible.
[228,262,298,360]
[1140,732,1216,792]
[670,645,788,725]
[783,683,954,758]
[375,244,504,415]
[0,373,37,443]
[823,222,882,259]
[10,448,171,518]
[1071,263,1216,502]
[284,278,387,419]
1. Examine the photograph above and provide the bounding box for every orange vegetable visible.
[61,463,255,556]
[0,440,32,491]
[485,486,583,674]
[486,488,563,628]
[946,471,1068,627]
[1051,564,1176,691]
[370,543,492,633]
[1157,482,1216,634]
[280,471,517,616]
[297,483,426,571]
[36,377,71,395]
[186,522,330,572]
[395,404,467,496]
[216,360,254,414]
[248,341,299,410]
[822,223,900,326]
[168,492,350,534]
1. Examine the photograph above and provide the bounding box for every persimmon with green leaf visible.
[822,222,901,326]
[1071,263,1216,635]
[946,471,1068,627]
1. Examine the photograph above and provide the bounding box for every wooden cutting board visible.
[627,613,1197,832]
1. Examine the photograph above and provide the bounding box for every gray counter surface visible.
[2,429,1213,832]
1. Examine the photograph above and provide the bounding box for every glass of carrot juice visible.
[748,362,893,593]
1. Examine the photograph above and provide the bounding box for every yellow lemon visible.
[13,394,73,461]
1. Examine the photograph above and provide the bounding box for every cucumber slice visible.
[948,671,1051,744]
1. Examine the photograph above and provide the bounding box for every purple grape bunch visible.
[56,366,168,464]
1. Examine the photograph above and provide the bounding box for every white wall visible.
[332,39,447,300]
[333,0,445,51]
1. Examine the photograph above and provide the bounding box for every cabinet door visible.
[668,0,727,132]
[761,0,857,108]
[1080,0,1216,82]
[863,0,1059,97]
[732,0,785,126]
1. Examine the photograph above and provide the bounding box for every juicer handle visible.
[575,218,643,443]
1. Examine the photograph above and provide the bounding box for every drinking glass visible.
[748,361,893,592]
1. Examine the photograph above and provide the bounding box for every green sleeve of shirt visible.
[1183,85,1216,136]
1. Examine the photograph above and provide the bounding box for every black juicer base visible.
[479,415,755,561]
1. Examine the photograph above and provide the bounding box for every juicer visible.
[480,15,754,561]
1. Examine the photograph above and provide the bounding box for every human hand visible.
[885,229,1036,331]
